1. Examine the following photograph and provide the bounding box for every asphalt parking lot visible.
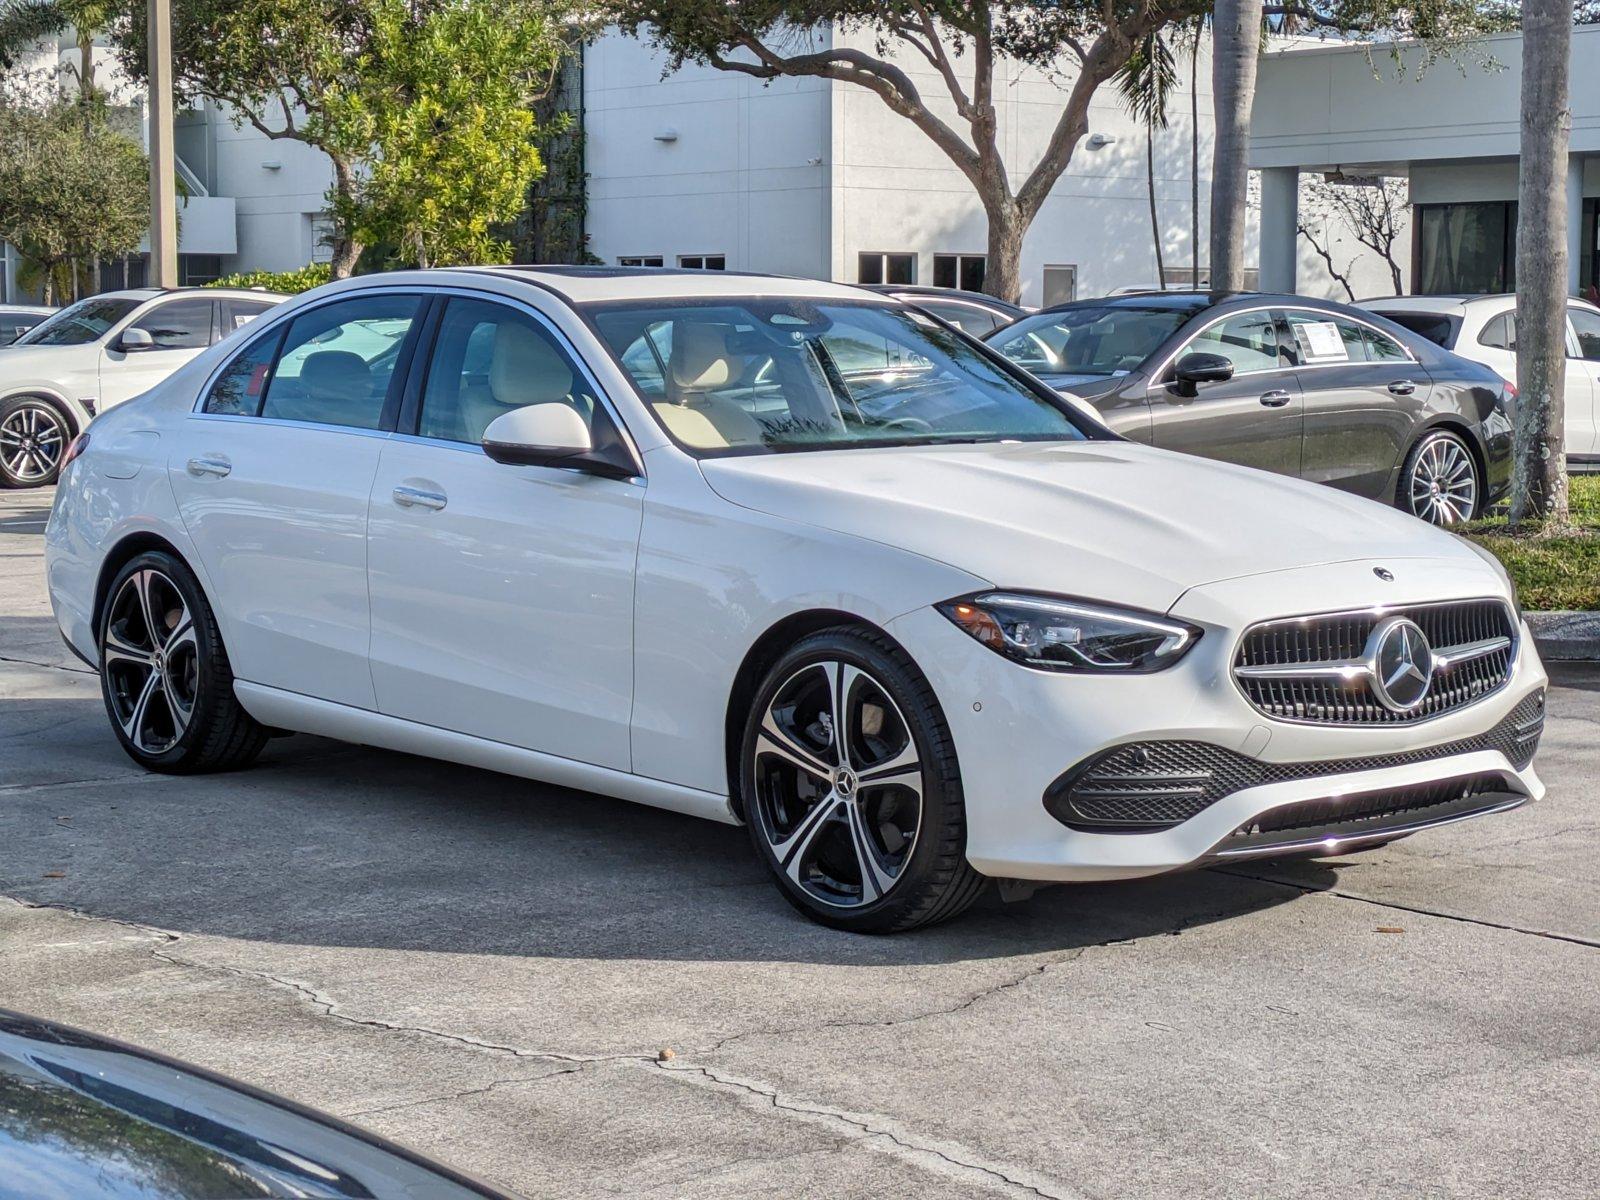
[2,484,1597,1199]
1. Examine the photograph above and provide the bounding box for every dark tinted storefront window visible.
[1414,202,1515,295]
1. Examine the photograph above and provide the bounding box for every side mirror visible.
[1170,351,1234,398]
[117,327,155,353]
[481,404,635,479]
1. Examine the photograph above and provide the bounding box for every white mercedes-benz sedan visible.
[45,268,1548,931]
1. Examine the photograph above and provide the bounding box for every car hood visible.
[699,440,1487,613]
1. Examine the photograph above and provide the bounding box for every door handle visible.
[392,485,447,511]
[1259,390,1293,408]
[1388,379,1417,396]
[186,455,231,478]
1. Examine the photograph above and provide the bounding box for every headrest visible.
[669,323,741,392]
[299,351,372,403]
[490,322,573,407]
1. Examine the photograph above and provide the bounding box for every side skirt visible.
[233,681,739,826]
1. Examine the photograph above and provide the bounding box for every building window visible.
[309,217,335,265]
[1414,202,1516,296]
[679,254,726,270]
[857,252,916,286]
[1042,265,1077,307]
[619,255,664,267]
[933,253,986,292]
[179,254,223,286]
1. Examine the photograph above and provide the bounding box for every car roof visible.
[67,287,288,303]
[860,284,1023,311]
[461,265,885,306]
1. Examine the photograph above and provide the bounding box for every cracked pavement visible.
[2,486,1597,1198]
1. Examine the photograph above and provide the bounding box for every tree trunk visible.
[76,27,96,104]
[1147,128,1166,284]
[1511,0,1572,526]
[327,156,363,280]
[1191,21,1201,285]
[412,230,429,270]
[1209,0,1262,294]
[982,197,1025,306]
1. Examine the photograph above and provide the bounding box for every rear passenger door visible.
[1147,308,1304,477]
[1290,309,1424,500]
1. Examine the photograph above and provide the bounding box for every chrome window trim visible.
[189,283,647,481]
[1149,303,1420,386]
[1279,306,1420,370]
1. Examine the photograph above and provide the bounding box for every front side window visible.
[1186,311,1283,375]
[14,296,140,346]
[991,305,1197,379]
[1570,307,1600,362]
[418,298,601,444]
[133,298,216,350]
[592,299,1093,455]
[259,295,422,430]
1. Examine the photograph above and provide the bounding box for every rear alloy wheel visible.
[99,552,268,774]
[741,628,985,932]
[0,396,69,488]
[1401,430,1480,526]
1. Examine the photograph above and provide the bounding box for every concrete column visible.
[147,0,179,288]
[1568,154,1585,295]
[1258,166,1300,294]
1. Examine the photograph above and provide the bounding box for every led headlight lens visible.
[938,593,1201,673]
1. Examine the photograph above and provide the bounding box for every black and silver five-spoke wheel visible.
[1400,430,1480,526]
[0,396,69,488]
[741,628,984,932]
[99,552,268,773]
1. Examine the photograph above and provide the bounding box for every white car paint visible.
[1360,294,1600,461]
[46,268,1547,893]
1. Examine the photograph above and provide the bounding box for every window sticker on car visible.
[1294,320,1348,363]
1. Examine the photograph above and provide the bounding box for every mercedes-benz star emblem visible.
[1373,566,1395,582]
[1366,616,1434,712]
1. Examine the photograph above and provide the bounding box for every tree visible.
[0,98,149,302]
[1117,31,1177,284]
[0,0,114,108]
[1511,0,1571,526]
[1208,0,1262,294]
[601,1,1210,304]
[1296,175,1407,300]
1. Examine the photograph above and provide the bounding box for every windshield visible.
[591,299,1092,455]
[989,306,1194,378]
[14,297,141,347]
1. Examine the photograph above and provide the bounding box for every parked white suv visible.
[1360,294,1600,468]
[0,287,287,488]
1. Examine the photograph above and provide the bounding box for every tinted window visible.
[1187,311,1283,374]
[221,298,278,336]
[203,326,286,416]
[594,299,1090,455]
[259,295,421,430]
[419,298,601,444]
[14,296,140,346]
[1363,326,1411,363]
[133,298,216,349]
[1570,308,1600,362]
[991,305,1193,377]
[1375,310,1458,348]
[1478,312,1515,351]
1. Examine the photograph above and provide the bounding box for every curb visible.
[1526,611,1600,661]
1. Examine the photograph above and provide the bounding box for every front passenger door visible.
[366,295,644,771]
[100,297,218,408]
[1147,309,1304,476]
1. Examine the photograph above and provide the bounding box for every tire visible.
[98,551,268,774]
[0,395,71,489]
[740,626,986,933]
[1398,430,1481,526]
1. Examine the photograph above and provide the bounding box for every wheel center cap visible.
[833,768,857,799]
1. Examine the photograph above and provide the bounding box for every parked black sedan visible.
[985,292,1513,525]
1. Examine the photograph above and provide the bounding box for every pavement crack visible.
[1214,867,1600,949]
[653,1060,1083,1199]
[342,1068,586,1119]
[0,653,96,676]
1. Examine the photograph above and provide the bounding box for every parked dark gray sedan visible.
[985,292,1514,525]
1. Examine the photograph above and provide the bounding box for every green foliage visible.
[207,263,332,294]
[1463,476,1600,611]
[0,97,148,300]
[1117,30,1178,129]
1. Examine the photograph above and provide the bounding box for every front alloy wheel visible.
[742,628,985,932]
[1402,431,1480,526]
[0,398,68,488]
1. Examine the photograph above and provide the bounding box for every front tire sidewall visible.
[1401,431,1481,525]
[0,396,70,489]
[740,631,967,932]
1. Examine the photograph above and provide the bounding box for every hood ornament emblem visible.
[1373,566,1395,582]
[1367,616,1434,712]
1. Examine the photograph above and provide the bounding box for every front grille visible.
[1045,690,1543,832]
[1233,598,1517,725]
[1230,774,1508,839]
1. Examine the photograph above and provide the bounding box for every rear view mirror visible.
[1171,351,1234,397]
[481,405,635,480]
[117,328,155,353]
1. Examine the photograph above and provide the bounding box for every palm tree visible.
[1209,0,1264,294]
[1117,31,1179,285]
[0,0,111,102]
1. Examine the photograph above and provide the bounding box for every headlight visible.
[937,592,1201,673]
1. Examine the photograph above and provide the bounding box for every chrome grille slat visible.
[1232,599,1517,726]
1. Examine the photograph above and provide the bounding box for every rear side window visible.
[1478,312,1516,351]
[1376,310,1458,348]
[1569,308,1600,362]
[203,326,285,416]
[222,298,279,335]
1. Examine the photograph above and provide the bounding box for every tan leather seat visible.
[654,324,764,448]
[448,321,578,443]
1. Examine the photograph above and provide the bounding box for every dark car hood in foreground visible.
[0,1010,518,1199]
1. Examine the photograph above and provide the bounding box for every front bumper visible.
[887,558,1547,883]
